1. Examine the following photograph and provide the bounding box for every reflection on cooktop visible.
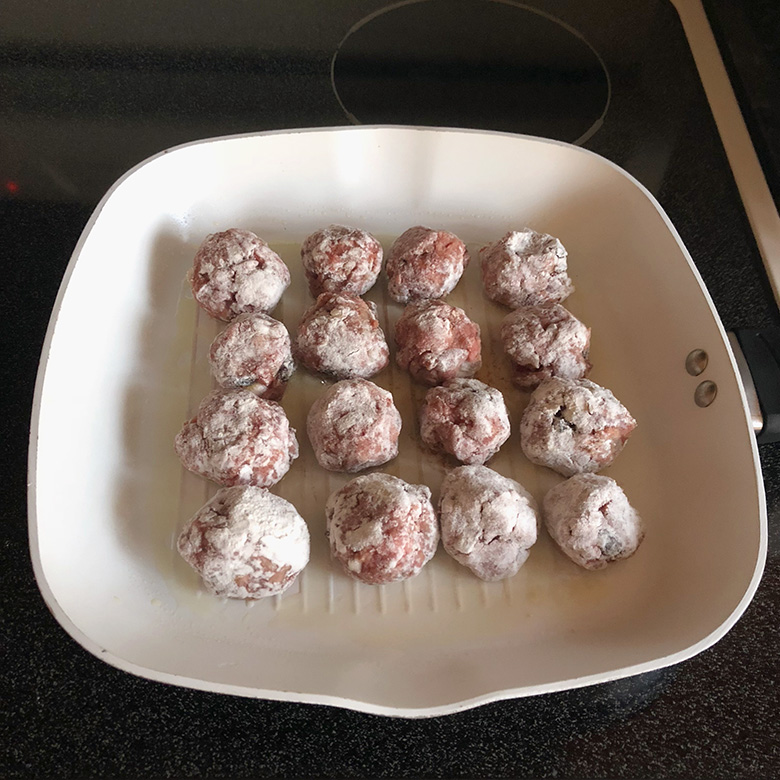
[332,0,609,144]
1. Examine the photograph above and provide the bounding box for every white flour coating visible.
[295,292,389,379]
[394,299,481,386]
[325,473,439,584]
[520,378,636,477]
[191,228,290,321]
[307,379,402,472]
[500,304,591,389]
[301,224,383,297]
[386,225,469,303]
[177,485,310,598]
[412,308,468,376]
[328,474,416,555]
[420,378,510,465]
[542,473,644,570]
[439,465,538,581]
[209,312,294,397]
[174,388,298,487]
[480,228,573,309]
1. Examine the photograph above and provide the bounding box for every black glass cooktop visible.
[332,0,610,143]
[2,0,776,326]
[3,2,780,777]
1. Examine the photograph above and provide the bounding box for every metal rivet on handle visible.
[685,349,709,376]
[694,380,717,407]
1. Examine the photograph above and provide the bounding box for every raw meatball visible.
[326,473,439,584]
[209,312,294,400]
[439,465,538,581]
[386,226,469,303]
[301,224,383,297]
[394,299,481,386]
[295,292,389,379]
[500,304,591,390]
[174,388,298,487]
[307,379,402,472]
[420,379,510,465]
[480,228,573,309]
[177,485,310,599]
[543,473,644,570]
[520,377,636,477]
[190,228,290,321]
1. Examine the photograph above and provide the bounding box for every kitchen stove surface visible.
[332,0,610,144]
[3,0,776,325]
[3,0,780,772]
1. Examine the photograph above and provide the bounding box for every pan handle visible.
[729,328,780,444]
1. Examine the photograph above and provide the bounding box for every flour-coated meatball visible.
[191,228,290,321]
[209,312,294,400]
[295,292,389,379]
[174,388,298,487]
[519,378,636,477]
[326,473,439,584]
[177,486,310,598]
[419,379,510,465]
[480,228,573,309]
[439,466,538,581]
[542,473,644,570]
[394,299,481,386]
[500,304,591,390]
[386,226,469,303]
[301,224,383,297]
[307,379,401,472]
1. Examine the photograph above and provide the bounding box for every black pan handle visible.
[730,328,780,443]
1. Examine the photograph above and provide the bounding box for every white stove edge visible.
[674,0,780,308]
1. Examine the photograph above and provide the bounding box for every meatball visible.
[394,299,481,386]
[295,292,389,379]
[480,228,573,309]
[542,473,644,570]
[385,225,469,303]
[174,388,298,487]
[500,304,591,390]
[208,312,294,400]
[177,485,310,599]
[190,228,290,321]
[439,466,538,581]
[326,473,439,585]
[419,379,510,465]
[520,377,636,477]
[307,379,402,473]
[301,224,383,297]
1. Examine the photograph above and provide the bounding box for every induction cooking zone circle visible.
[331,0,610,144]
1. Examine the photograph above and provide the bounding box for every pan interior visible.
[31,127,763,715]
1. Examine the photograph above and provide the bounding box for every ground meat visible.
[385,226,469,303]
[419,379,510,465]
[174,388,299,487]
[177,485,310,599]
[480,228,573,309]
[519,377,636,477]
[326,473,439,584]
[542,473,644,570]
[394,299,481,386]
[301,224,383,298]
[439,465,538,581]
[190,228,290,321]
[307,379,402,472]
[294,292,389,379]
[208,312,294,400]
[500,304,591,390]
